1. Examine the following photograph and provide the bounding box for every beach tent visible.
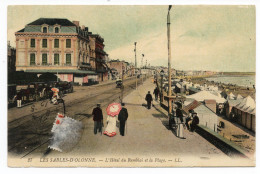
[236,94,243,100]
[234,95,256,132]
[228,92,236,100]
[210,91,222,98]
[186,90,226,103]
[236,95,255,112]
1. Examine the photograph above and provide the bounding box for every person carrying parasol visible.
[103,103,122,137]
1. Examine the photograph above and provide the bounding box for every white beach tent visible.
[186,90,226,103]
[228,92,236,100]
[236,95,255,112]
[210,90,222,98]
[236,94,244,100]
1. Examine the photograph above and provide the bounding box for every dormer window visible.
[43,27,47,33]
[55,27,59,33]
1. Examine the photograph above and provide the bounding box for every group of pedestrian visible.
[186,109,200,132]
[92,103,128,137]
[144,87,159,110]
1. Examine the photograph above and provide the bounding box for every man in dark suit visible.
[153,87,159,101]
[92,104,103,134]
[118,103,128,136]
[176,102,183,123]
[145,91,153,109]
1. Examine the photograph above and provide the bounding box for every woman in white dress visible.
[103,115,118,137]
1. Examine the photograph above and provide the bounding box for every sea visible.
[205,75,255,87]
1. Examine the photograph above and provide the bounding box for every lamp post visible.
[134,42,137,89]
[160,70,164,105]
[121,64,124,103]
[142,54,144,84]
[142,54,144,69]
[167,5,172,113]
[134,42,137,72]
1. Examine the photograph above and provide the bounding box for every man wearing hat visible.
[190,112,199,132]
[92,104,103,135]
[118,103,128,136]
[145,91,153,109]
[175,102,185,138]
[186,109,194,130]
[176,102,183,122]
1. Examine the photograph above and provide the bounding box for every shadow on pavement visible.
[151,114,178,137]
[75,113,92,118]
[124,102,143,107]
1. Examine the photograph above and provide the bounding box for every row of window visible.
[42,26,59,33]
[30,53,71,65]
[30,39,71,48]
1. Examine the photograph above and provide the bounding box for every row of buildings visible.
[13,18,115,85]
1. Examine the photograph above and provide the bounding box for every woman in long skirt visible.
[103,115,118,137]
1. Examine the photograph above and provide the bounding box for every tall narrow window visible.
[30,53,36,65]
[54,39,59,48]
[66,54,71,65]
[42,54,47,65]
[66,39,71,48]
[54,54,59,65]
[43,27,47,33]
[30,39,35,48]
[42,39,47,48]
[55,27,59,33]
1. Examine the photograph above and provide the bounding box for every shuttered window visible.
[30,39,35,48]
[66,54,71,64]
[42,54,47,65]
[30,53,36,65]
[42,39,47,48]
[54,39,59,48]
[54,54,59,65]
[66,39,71,48]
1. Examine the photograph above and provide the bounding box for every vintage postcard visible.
[6,5,256,167]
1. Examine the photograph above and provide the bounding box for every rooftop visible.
[27,18,76,26]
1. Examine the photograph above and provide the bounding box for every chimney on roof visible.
[73,21,80,27]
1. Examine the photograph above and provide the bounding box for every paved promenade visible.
[40,78,246,167]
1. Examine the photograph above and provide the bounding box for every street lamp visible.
[134,42,137,72]
[160,69,164,105]
[142,54,144,84]
[134,42,137,89]
[142,54,144,69]
[167,5,172,113]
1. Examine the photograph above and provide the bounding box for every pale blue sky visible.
[8,5,256,72]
